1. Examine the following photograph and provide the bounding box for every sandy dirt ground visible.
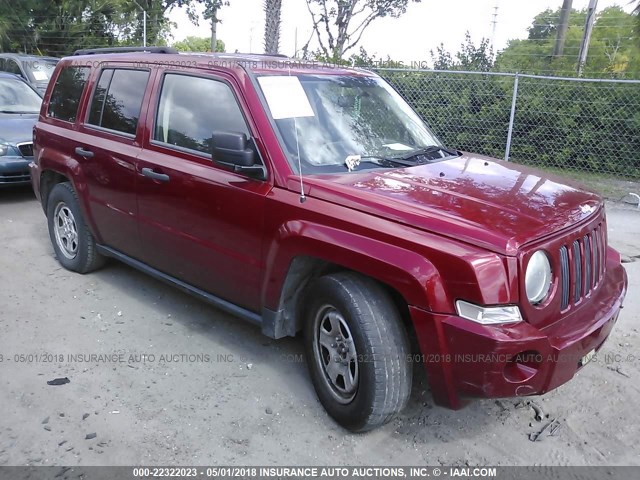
[0,187,638,467]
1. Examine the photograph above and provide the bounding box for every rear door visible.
[136,70,271,311]
[75,66,152,260]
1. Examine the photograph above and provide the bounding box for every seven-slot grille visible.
[558,223,607,310]
[17,142,34,158]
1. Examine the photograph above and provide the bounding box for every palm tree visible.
[263,0,282,55]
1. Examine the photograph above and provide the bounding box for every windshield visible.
[24,59,58,83]
[0,77,42,113]
[257,74,449,174]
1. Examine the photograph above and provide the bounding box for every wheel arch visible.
[260,222,445,339]
[38,162,101,244]
[39,169,69,212]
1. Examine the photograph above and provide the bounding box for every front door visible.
[136,71,270,311]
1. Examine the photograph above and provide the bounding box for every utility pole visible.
[490,3,499,56]
[133,1,147,47]
[577,0,598,75]
[553,0,572,58]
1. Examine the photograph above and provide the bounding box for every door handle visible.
[141,167,170,183]
[75,147,94,158]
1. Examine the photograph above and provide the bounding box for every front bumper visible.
[411,255,627,409]
[0,156,32,186]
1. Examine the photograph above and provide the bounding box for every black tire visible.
[46,182,105,273]
[303,272,412,432]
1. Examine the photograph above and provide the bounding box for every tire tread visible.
[47,182,105,274]
[305,272,411,432]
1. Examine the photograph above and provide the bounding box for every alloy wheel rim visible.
[53,202,79,260]
[313,305,359,404]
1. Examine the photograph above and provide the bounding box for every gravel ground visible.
[0,187,638,466]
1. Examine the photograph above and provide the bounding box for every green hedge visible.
[378,70,640,179]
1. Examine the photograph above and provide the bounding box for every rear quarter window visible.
[47,66,90,122]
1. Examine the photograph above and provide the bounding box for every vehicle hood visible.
[302,153,602,256]
[0,113,38,144]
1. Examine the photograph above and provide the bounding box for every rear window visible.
[47,66,90,122]
[87,69,149,135]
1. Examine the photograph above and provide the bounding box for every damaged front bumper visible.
[411,255,628,409]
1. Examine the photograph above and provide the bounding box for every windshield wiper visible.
[344,145,460,171]
[0,109,39,114]
[397,145,459,161]
[357,156,417,168]
[355,145,458,169]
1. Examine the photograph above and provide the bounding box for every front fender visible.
[262,220,446,313]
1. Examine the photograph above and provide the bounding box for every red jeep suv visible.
[30,47,627,432]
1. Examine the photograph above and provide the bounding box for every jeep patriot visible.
[30,47,628,432]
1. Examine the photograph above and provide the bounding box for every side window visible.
[87,69,149,135]
[154,74,249,156]
[5,60,23,76]
[47,66,90,122]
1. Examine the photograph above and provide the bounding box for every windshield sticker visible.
[32,71,48,81]
[258,76,315,120]
[383,143,413,151]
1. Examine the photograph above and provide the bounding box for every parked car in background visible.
[0,72,42,186]
[0,54,59,94]
[30,48,627,432]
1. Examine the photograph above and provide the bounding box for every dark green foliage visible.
[379,70,640,179]
[0,0,208,56]
[173,36,225,52]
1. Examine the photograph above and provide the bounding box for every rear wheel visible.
[303,272,412,432]
[47,182,105,273]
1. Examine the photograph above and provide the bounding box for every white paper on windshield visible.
[258,76,314,119]
[383,143,413,151]
[32,71,48,81]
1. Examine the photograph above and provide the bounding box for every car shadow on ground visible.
[0,186,36,204]
[88,257,498,441]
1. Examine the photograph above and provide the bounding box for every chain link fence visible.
[374,69,640,182]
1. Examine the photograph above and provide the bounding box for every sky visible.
[169,0,635,62]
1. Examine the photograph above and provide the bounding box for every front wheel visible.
[303,272,412,432]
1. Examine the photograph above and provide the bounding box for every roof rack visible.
[73,46,178,56]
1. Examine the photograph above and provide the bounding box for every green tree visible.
[302,0,421,61]
[120,1,200,48]
[0,0,205,55]
[172,35,224,52]
[496,6,640,79]
[430,32,493,72]
[588,6,640,75]
[202,1,229,53]
[0,0,137,55]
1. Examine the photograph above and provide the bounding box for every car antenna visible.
[289,66,306,203]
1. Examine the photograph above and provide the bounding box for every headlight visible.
[525,250,552,304]
[456,300,522,325]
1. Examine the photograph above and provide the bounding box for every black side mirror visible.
[211,131,266,180]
